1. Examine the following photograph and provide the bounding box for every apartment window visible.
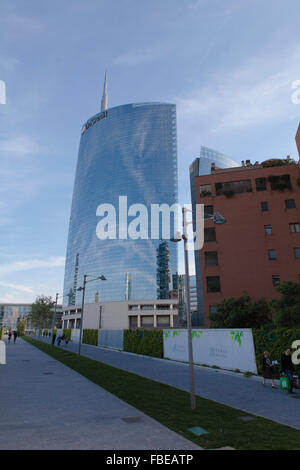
[269,174,291,191]
[205,251,218,267]
[140,305,154,310]
[264,224,272,235]
[268,249,277,260]
[204,205,214,219]
[69,319,75,329]
[272,275,280,287]
[204,228,216,242]
[200,184,212,198]
[141,316,154,328]
[156,304,170,310]
[76,318,81,329]
[261,202,268,212]
[215,179,252,196]
[63,320,68,329]
[285,199,296,209]
[129,316,138,328]
[289,223,300,233]
[256,177,267,192]
[294,248,300,259]
[206,276,221,293]
[157,315,170,327]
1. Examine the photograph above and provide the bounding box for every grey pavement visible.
[0,337,201,450]
[39,335,300,430]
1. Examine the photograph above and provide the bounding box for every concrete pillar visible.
[137,315,141,328]
[154,315,157,328]
[170,315,174,328]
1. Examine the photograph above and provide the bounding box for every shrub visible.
[0,327,4,340]
[124,329,163,358]
[253,327,300,378]
[63,328,72,340]
[82,329,98,346]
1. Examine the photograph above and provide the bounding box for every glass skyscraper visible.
[63,98,178,305]
[189,146,238,326]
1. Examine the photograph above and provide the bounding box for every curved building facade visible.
[63,102,178,305]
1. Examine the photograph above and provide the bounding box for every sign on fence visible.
[163,328,257,374]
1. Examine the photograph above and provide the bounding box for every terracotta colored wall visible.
[196,164,300,326]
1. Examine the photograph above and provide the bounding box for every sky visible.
[0,0,300,304]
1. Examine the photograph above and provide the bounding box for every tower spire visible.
[101,71,108,112]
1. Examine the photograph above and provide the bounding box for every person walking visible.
[262,351,276,388]
[52,331,57,345]
[13,330,18,344]
[281,348,295,394]
[8,330,12,343]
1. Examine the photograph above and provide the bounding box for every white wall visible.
[163,328,257,374]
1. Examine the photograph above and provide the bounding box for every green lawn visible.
[23,336,300,450]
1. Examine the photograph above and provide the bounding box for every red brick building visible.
[192,126,300,327]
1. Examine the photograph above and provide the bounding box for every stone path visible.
[0,337,201,450]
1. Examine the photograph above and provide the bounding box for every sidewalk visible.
[38,335,300,430]
[0,337,200,450]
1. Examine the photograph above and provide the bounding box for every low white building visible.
[62,299,178,331]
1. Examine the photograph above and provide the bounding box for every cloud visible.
[175,45,300,137]
[0,134,41,157]
[0,281,34,294]
[2,14,44,34]
[0,56,19,72]
[114,45,165,66]
[0,256,65,276]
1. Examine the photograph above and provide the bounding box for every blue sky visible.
[0,0,300,303]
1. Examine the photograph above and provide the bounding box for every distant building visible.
[190,126,300,326]
[0,304,32,330]
[62,299,178,330]
[189,146,238,326]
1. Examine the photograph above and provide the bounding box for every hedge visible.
[123,329,163,358]
[0,327,4,340]
[253,327,300,378]
[63,328,72,340]
[82,329,98,346]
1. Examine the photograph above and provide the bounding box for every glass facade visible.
[0,304,32,329]
[189,146,238,326]
[63,102,178,305]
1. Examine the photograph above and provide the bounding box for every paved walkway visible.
[0,338,200,450]
[38,335,300,430]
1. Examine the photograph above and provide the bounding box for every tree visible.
[16,319,26,336]
[271,281,300,327]
[209,293,272,328]
[29,296,54,329]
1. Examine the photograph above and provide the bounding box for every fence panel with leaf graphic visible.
[163,328,257,373]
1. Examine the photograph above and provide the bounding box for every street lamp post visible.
[171,208,226,410]
[77,274,107,358]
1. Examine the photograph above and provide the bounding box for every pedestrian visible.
[262,351,276,388]
[52,331,57,345]
[57,335,62,346]
[8,330,12,343]
[65,336,70,346]
[13,330,18,344]
[281,348,295,394]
